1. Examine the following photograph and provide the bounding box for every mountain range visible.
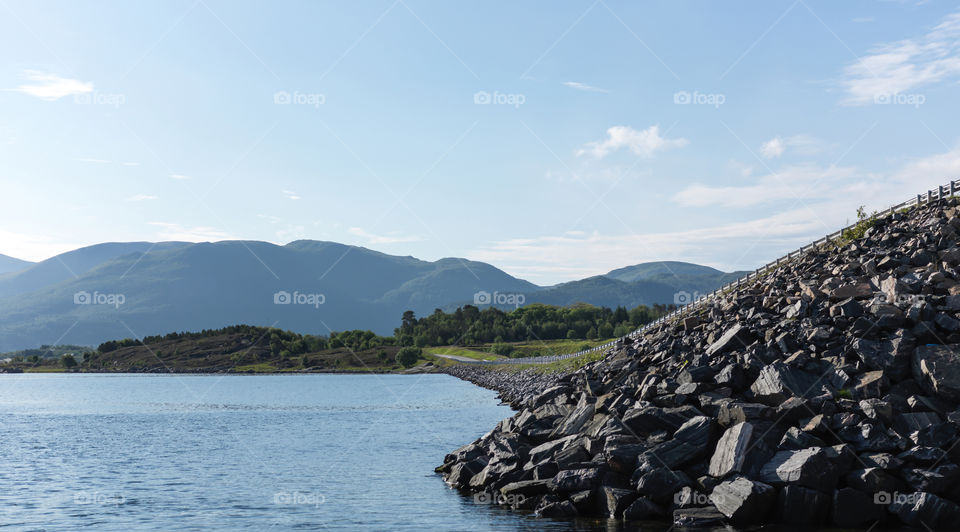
[0,241,746,351]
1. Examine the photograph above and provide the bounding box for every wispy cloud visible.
[760,134,825,159]
[15,71,93,101]
[577,125,688,159]
[348,227,422,245]
[170,174,190,180]
[475,146,960,284]
[282,189,301,200]
[841,11,960,105]
[562,81,609,93]
[125,194,158,202]
[148,222,234,242]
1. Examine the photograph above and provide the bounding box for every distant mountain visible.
[0,244,745,351]
[0,253,34,275]
[0,242,189,298]
[0,240,537,350]
[605,261,750,294]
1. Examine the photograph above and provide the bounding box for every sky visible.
[2,0,960,285]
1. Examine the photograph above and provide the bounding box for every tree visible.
[396,347,421,368]
[61,354,78,369]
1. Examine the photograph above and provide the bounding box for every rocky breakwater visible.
[437,198,960,529]
[442,364,560,408]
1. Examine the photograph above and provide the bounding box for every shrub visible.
[489,342,514,356]
[396,347,421,368]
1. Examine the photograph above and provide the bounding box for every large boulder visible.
[709,476,775,525]
[890,492,960,528]
[775,485,830,525]
[750,362,824,405]
[913,344,960,402]
[706,324,756,356]
[758,447,841,492]
[708,421,768,478]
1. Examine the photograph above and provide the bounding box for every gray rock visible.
[750,362,824,405]
[709,422,757,477]
[709,476,775,525]
[706,324,756,357]
[913,344,960,402]
[758,447,841,492]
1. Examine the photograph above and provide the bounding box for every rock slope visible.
[438,198,960,529]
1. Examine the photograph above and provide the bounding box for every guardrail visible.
[454,179,958,366]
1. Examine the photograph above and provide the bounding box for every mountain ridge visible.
[0,240,745,350]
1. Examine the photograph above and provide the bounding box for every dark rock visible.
[750,362,824,405]
[547,468,602,493]
[759,447,841,492]
[635,468,691,505]
[599,487,638,518]
[832,487,885,527]
[535,499,578,518]
[622,496,665,520]
[706,324,756,357]
[672,505,725,527]
[844,467,900,494]
[775,485,830,525]
[901,464,960,494]
[709,422,767,477]
[913,344,960,402]
[709,476,775,525]
[890,492,960,528]
[622,405,703,436]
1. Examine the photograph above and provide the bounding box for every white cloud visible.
[148,222,234,242]
[562,81,609,93]
[673,164,867,209]
[473,146,960,284]
[761,137,785,159]
[15,71,93,101]
[120,162,139,167]
[125,194,158,202]
[170,174,190,180]
[577,125,688,159]
[282,189,301,200]
[348,227,422,245]
[842,11,960,105]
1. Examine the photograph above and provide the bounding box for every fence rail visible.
[454,179,959,366]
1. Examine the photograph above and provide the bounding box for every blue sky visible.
[2,0,959,285]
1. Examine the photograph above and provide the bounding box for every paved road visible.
[431,353,497,363]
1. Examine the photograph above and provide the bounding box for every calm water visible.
[0,374,655,531]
